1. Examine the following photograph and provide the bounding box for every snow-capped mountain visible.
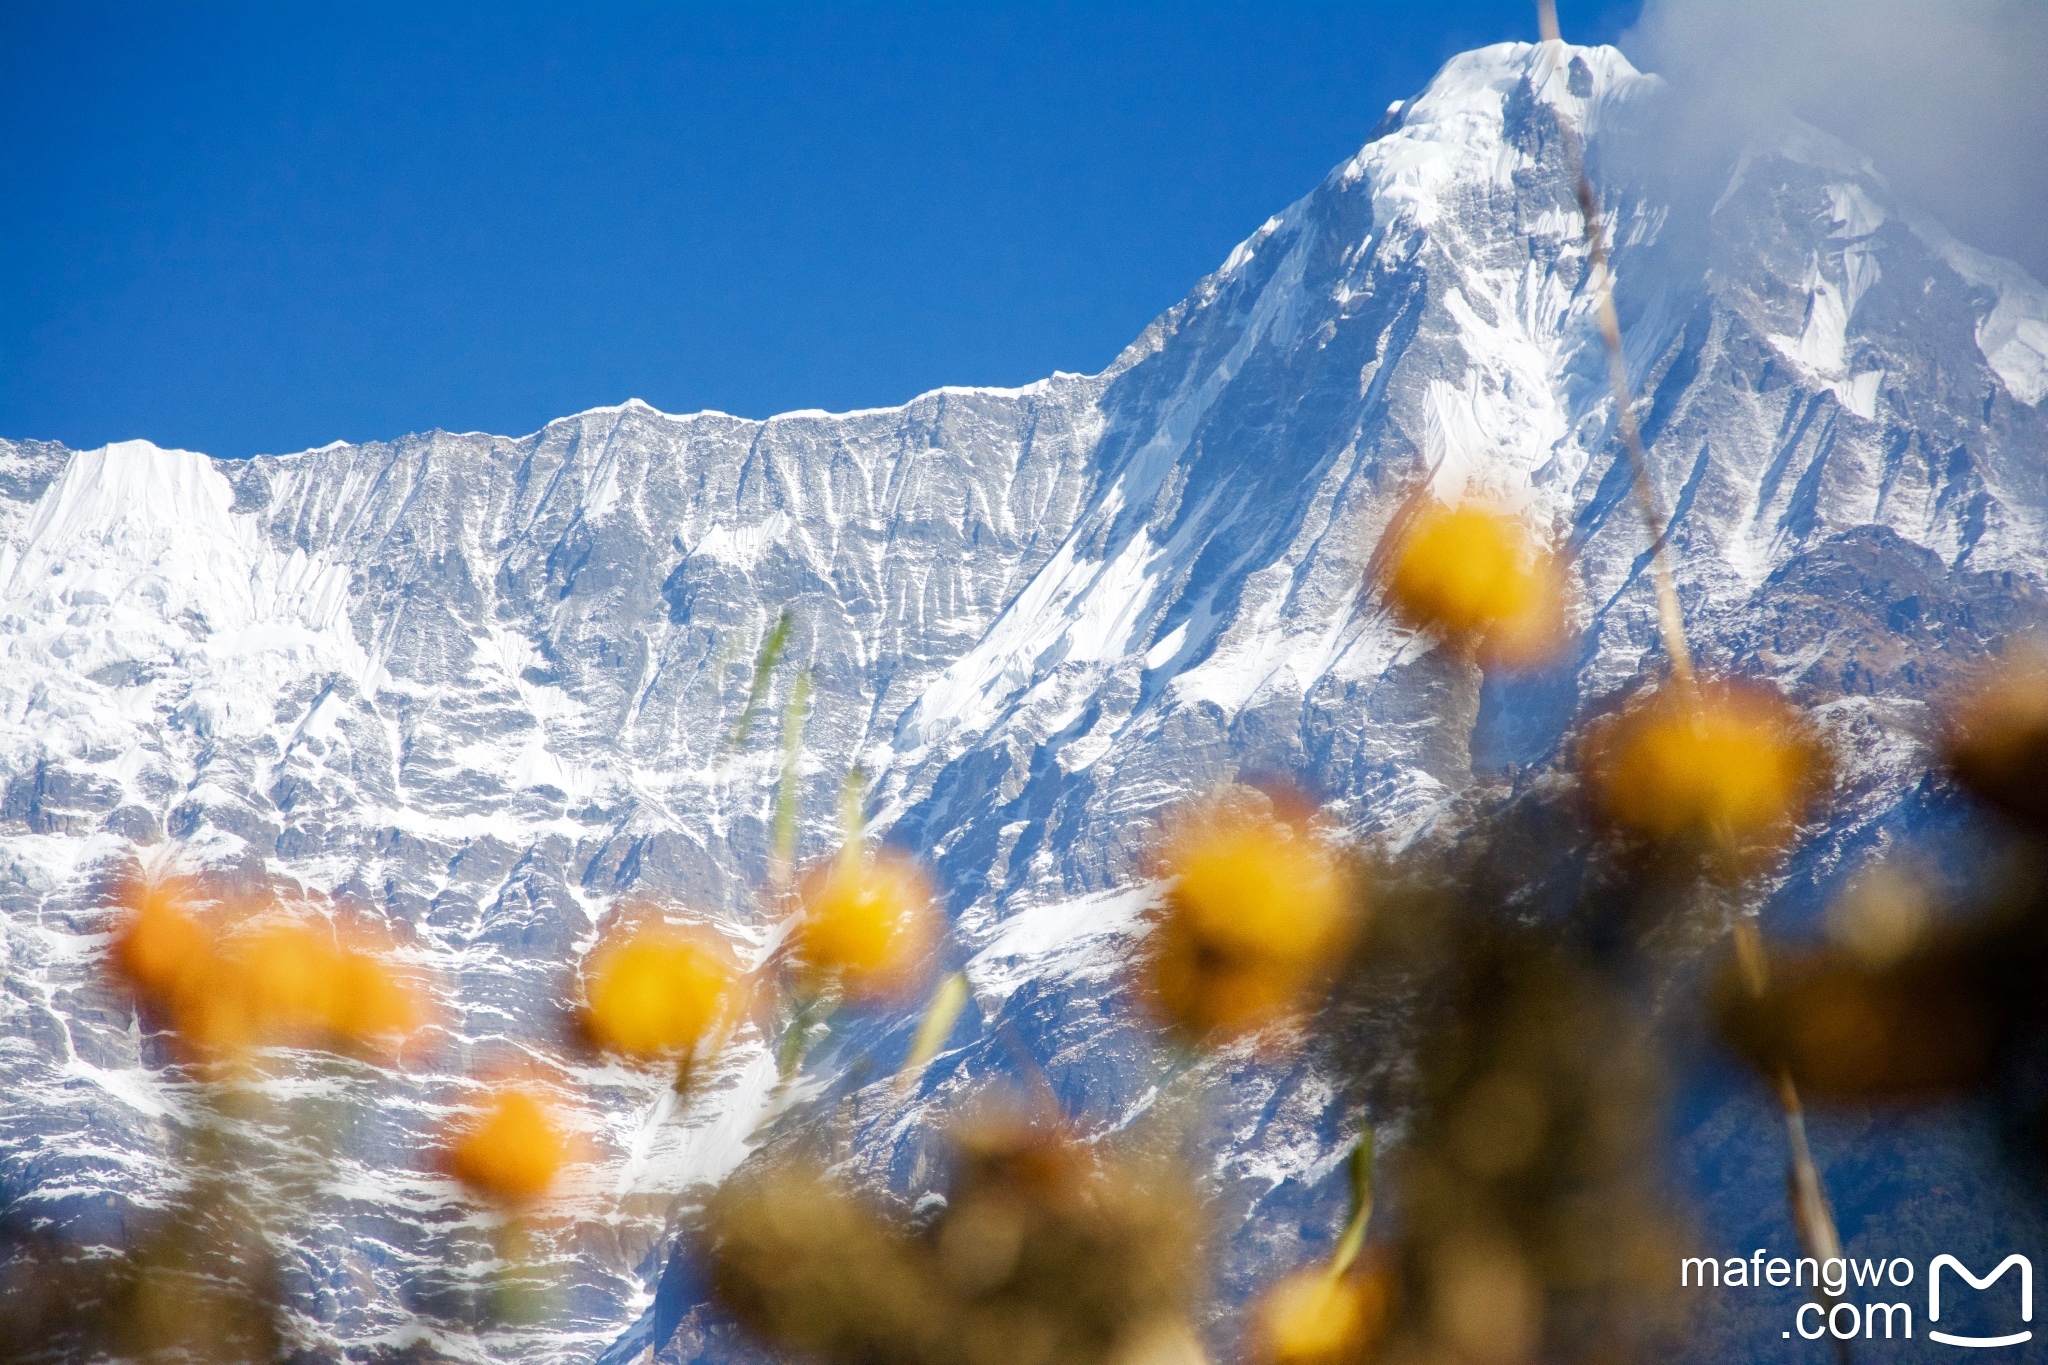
[3,40,2046,1363]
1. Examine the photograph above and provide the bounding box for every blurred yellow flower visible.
[581,923,738,1062]
[447,1089,572,1206]
[238,918,349,1038]
[1253,1265,1389,1365]
[792,849,936,1002]
[1382,501,1569,668]
[164,916,312,1055]
[323,935,430,1055]
[109,876,212,1013]
[1585,681,1826,862]
[1143,794,1357,1043]
[107,878,427,1060]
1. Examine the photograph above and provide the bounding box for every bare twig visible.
[1534,0,1693,685]
[1734,921,1854,1364]
[1538,7,1847,1350]
[1328,1127,1375,1276]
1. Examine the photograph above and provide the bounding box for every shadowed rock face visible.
[0,40,2043,1364]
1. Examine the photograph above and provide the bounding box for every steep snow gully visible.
[2,41,2046,1363]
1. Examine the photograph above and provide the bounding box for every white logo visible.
[1930,1254,2033,1348]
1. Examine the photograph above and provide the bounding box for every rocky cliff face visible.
[2,40,2045,1363]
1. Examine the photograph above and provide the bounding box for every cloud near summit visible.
[1621,0,2048,281]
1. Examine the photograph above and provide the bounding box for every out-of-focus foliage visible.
[1716,637,2048,1169]
[0,1071,312,1365]
[1945,642,2048,834]
[1139,788,1361,1046]
[1717,920,2009,1101]
[0,872,450,1360]
[1379,500,1571,669]
[706,1116,1206,1365]
[1309,789,1697,1365]
[1380,931,1681,1364]
[0,1185,284,1364]
[1717,857,2048,1153]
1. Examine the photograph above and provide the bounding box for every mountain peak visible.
[1,37,2045,1365]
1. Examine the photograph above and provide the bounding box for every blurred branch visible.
[729,609,796,753]
[1535,0,1693,685]
[1733,921,1853,1364]
[898,972,971,1094]
[1328,1128,1374,1277]
[770,668,814,890]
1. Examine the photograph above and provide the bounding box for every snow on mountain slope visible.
[2,39,2046,1364]
[0,383,1113,1360]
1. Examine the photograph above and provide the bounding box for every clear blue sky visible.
[2,2,1639,459]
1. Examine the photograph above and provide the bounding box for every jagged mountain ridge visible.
[0,379,1118,1359]
[2,40,2046,1363]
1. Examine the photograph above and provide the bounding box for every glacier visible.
[2,39,2047,1363]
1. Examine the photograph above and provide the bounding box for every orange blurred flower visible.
[106,877,427,1060]
[791,849,937,1003]
[1142,793,1358,1044]
[321,929,431,1056]
[109,875,212,1012]
[580,921,740,1063]
[1584,680,1827,864]
[1382,501,1569,668]
[445,1088,573,1207]
[170,915,331,1054]
[1252,1265,1391,1365]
